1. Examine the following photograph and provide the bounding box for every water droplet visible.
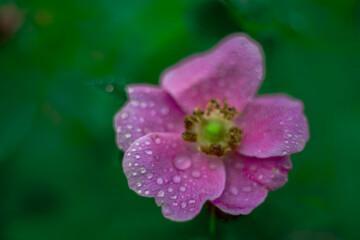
[209,162,218,170]
[235,162,244,169]
[145,150,152,155]
[160,107,169,116]
[162,204,173,216]
[229,186,239,195]
[127,124,133,129]
[157,190,165,198]
[287,133,293,137]
[147,173,153,179]
[173,155,192,170]
[145,190,150,195]
[127,152,131,156]
[191,170,201,178]
[172,175,181,183]
[131,100,139,107]
[137,182,142,187]
[137,189,142,194]
[243,186,252,192]
[132,172,137,176]
[128,162,132,167]
[135,153,140,159]
[145,140,150,145]
[170,195,177,200]
[153,135,161,144]
[140,167,146,174]
[157,178,164,185]
[116,126,122,133]
[120,112,129,119]
[189,199,196,204]
[179,186,186,192]
[125,133,132,139]
[131,148,136,152]
[167,187,173,192]
[181,201,187,209]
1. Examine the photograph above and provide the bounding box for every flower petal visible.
[237,94,309,158]
[211,154,291,215]
[161,33,264,113]
[114,85,185,151]
[123,132,225,221]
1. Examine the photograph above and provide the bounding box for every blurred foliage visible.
[0,0,359,239]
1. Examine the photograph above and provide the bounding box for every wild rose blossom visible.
[114,33,309,221]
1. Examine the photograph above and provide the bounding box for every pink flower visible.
[114,33,309,221]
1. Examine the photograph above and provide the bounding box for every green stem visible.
[210,206,216,235]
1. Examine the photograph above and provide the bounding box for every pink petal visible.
[211,154,291,215]
[161,33,264,113]
[123,132,225,221]
[237,94,309,158]
[114,85,185,151]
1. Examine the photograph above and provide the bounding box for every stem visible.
[209,205,216,235]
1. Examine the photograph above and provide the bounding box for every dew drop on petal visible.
[162,204,173,216]
[191,170,201,178]
[160,107,169,116]
[157,178,164,185]
[173,155,192,170]
[145,150,153,155]
[125,133,132,139]
[120,112,129,119]
[153,135,161,144]
[172,175,181,183]
[179,186,186,192]
[229,186,238,196]
[181,201,187,209]
[157,190,165,198]
[140,167,146,174]
[145,190,150,195]
[235,162,244,169]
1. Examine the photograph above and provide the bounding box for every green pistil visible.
[203,120,225,142]
[181,99,242,157]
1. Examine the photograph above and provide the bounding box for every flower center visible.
[182,99,242,157]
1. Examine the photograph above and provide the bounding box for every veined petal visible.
[123,133,226,221]
[212,154,291,215]
[114,85,185,151]
[161,33,264,113]
[237,94,309,158]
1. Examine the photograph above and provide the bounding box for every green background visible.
[1,0,359,239]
